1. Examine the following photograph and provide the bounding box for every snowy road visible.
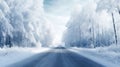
[8,47,104,67]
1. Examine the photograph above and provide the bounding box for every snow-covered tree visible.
[63,1,97,47]
[96,0,120,45]
[63,1,114,48]
[0,15,13,47]
[0,0,53,47]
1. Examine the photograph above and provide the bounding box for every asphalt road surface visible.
[8,47,104,67]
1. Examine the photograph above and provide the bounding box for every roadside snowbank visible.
[70,45,120,67]
[0,47,50,67]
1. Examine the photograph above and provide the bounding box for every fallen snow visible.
[69,45,120,67]
[0,47,50,67]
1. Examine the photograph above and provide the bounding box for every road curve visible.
[8,48,104,67]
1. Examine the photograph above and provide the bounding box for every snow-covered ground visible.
[1,45,120,67]
[0,47,50,67]
[70,45,120,67]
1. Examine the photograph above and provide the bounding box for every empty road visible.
[8,47,104,67]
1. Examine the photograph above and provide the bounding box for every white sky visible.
[45,14,69,45]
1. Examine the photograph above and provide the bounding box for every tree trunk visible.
[117,6,120,14]
[89,19,95,48]
[92,22,95,48]
[111,12,118,45]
